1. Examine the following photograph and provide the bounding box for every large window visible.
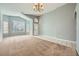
[3,15,32,37]
[12,20,26,33]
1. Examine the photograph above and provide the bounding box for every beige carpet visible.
[0,35,77,56]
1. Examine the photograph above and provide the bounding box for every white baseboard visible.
[34,35,76,48]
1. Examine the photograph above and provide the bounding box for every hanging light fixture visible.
[33,3,44,12]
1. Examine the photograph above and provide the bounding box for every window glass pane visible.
[26,21,30,34]
[3,21,8,33]
[12,19,25,33]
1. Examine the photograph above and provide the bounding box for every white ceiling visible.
[0,3,66,16]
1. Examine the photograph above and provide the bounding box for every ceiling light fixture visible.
[33,3,44,12]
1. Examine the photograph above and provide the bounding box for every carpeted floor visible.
[0,35,77,56]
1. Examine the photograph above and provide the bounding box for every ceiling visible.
[0,3,66,16]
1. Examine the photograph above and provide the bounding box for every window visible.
[3,21,9,33]
[12,20,26,33]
